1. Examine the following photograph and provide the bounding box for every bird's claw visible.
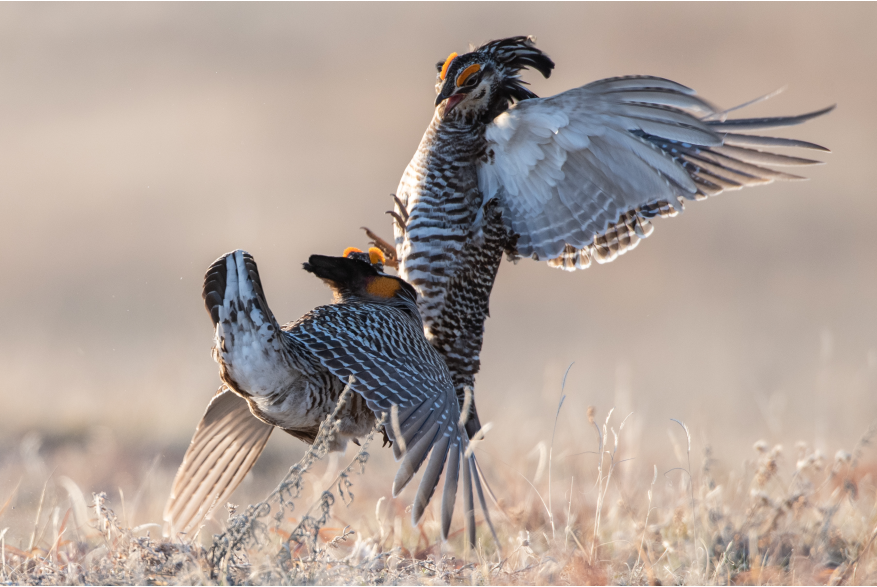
[381,426,393,448]
[361,227,399,269]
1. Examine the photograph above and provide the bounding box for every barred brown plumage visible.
[164,249,494,546]
[380,35,832,438]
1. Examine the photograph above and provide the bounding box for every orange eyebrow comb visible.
[440,52,458,81]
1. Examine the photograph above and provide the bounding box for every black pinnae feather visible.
[302,254,377,283]
[475,36,555,107]
[479,36,555,79]
[302,254,379,301]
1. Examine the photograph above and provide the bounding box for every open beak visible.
[435,92,465,116]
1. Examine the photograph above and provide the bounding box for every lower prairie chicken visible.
[164,248,492,545]
[366,35,833,439]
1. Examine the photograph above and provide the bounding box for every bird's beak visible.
[435,89,464,116]
[434,86,451,107]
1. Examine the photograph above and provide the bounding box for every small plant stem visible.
[634,465,657,581]
[565,476,574,550]
[548,362,573,541]
[27,478,49,554]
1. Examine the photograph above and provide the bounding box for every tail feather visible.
[203,250,276,328]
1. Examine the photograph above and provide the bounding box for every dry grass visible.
[1,397,875,586]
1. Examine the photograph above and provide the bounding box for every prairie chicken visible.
[367,35,832,438]
[164,248,491,545]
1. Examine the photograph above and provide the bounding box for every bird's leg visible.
[361,227,399,269]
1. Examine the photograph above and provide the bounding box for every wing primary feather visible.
[469,455,499,551]
[392,420,440,496]
[440,437,461,540]
[620,102,717,132]
[721,133,830,152]
[173,424,262,531]
[691,175,724,196]
[584,75,697,94]
[163,390,273,537]
[629,118,723,147]
[462,451,476,548]
[398,401,435,447]
[411,431,451,525]
[706,105,835,131]
[683,156,771,187]
[691,150,807,181]
[169,415,269,533]
[606,89,716,113]
[691,168,745,191]
[712,144,824,167]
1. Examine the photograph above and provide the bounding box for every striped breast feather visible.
[478,75,832,269]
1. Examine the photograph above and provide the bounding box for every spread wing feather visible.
[163,389,273,536]
[288,303,489,539]
[479,75,832,270]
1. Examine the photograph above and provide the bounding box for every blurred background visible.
[0,3,874,541]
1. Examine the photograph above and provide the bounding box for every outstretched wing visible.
[478,76,832,270]
[288,303,491,540]
[163,388,273,537]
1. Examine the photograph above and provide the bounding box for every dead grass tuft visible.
[1,395,875,585]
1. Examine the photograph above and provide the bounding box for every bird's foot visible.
[381,426,393,448]
[361,227,399,269]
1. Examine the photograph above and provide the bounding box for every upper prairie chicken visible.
[366,35,832,438]
[164,248,491,545]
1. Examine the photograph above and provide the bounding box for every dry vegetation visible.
[1,391,876,586]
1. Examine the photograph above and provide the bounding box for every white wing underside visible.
[478,76,830,270]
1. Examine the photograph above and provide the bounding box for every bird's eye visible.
[455,63,482,88]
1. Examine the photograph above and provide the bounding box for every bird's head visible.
[434,36,554,124]
[303,248,419,312]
